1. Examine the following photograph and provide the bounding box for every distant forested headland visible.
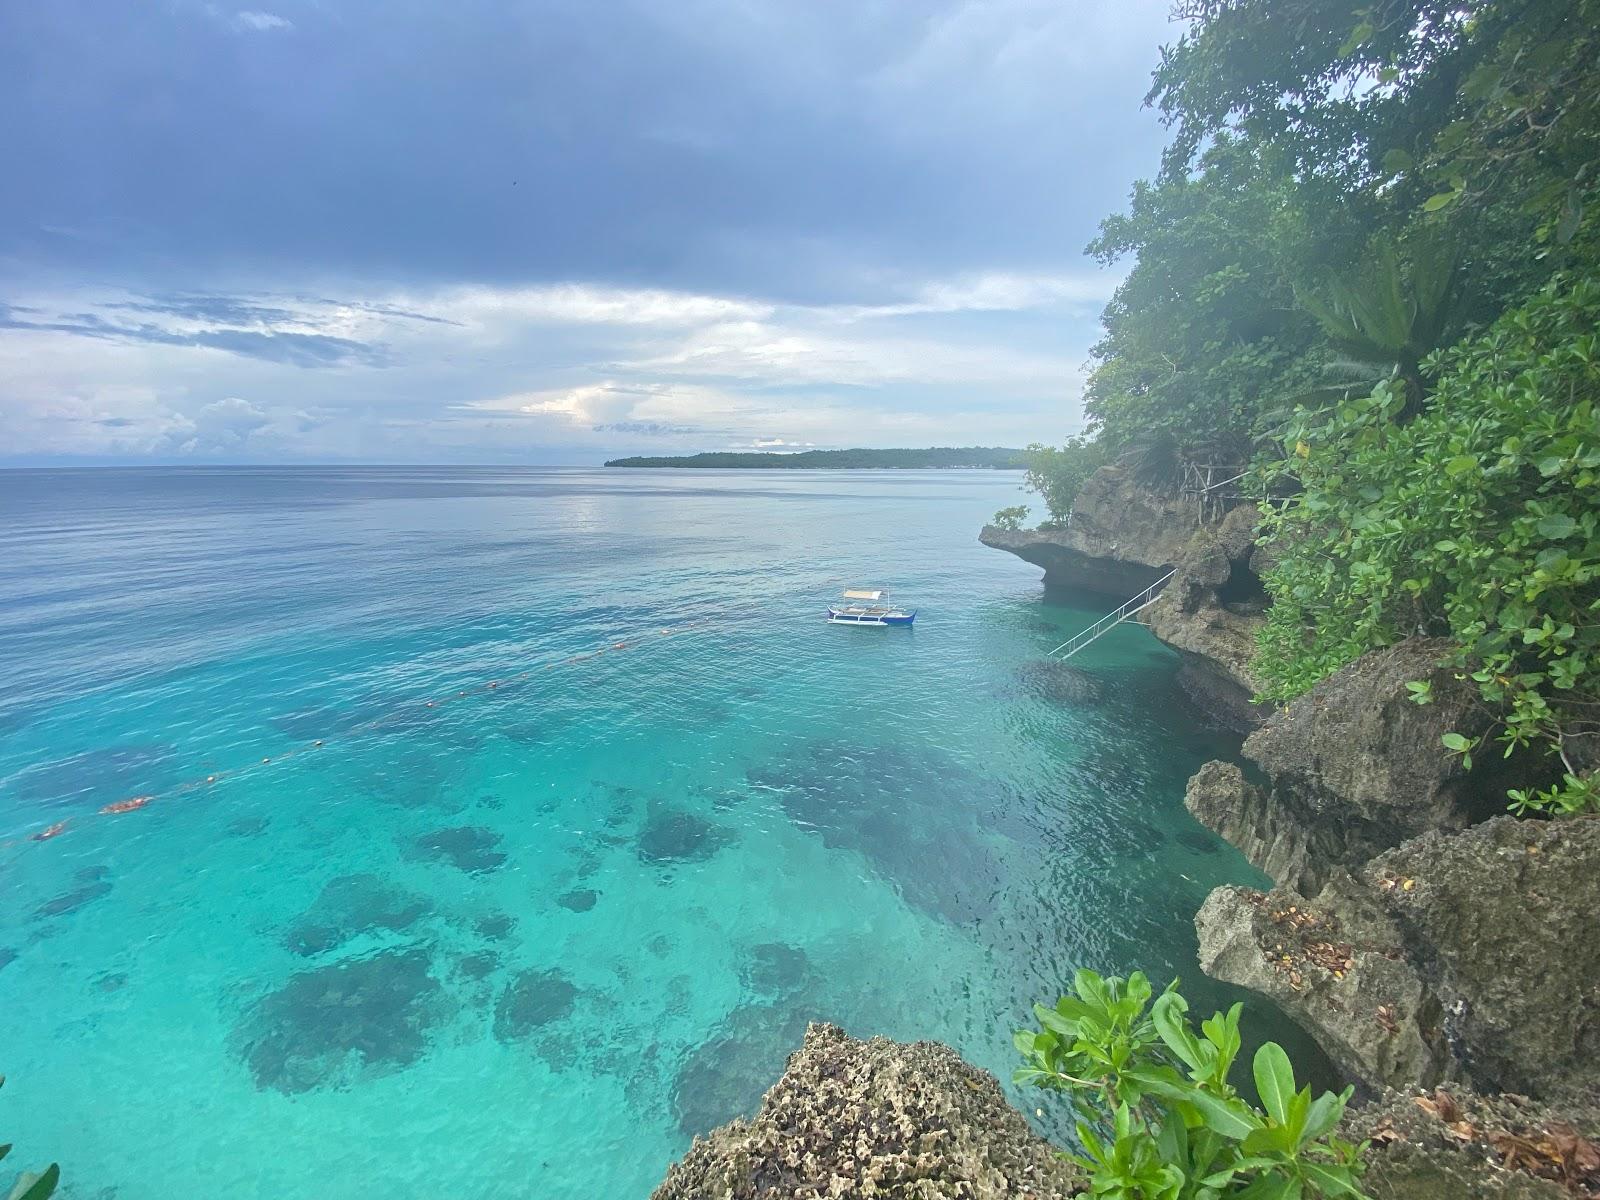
[604,447,1025,469]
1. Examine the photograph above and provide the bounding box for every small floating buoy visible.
[488,681,498,689]
[612,641,627,650]
[261,757,271,764]
[206,775,217,783]
[426,702,436,708]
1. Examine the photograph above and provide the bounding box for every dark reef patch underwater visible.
[748,738,1012,924]
[234,947,452,1094]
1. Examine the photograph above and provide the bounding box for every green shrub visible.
[1255,276,1600,814]
[2,1076,59,1200]
[991,505,1031,532]
[1023,438,1107,525]
[1016,971,1367,1199]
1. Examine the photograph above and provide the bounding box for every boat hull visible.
[826,609,916,626]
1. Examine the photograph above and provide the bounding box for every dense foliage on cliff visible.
[1258,278,1600,813]
[605,447,1024,469]
[1016,971,1366,1198]
[1021,0,1600,811]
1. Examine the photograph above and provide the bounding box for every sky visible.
[0,0,1180,465]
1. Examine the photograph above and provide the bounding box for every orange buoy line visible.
[1,602,751,854]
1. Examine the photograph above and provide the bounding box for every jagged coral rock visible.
[652,1023,1080,1200]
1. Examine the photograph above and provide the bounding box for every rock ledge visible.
[652,1023,1080,1200]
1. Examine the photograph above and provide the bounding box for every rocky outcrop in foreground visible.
[1187,635,1600,1103]
[653,1023,1080,1200]
[979,467,1195,599]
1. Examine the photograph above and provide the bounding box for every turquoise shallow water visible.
[0,466,1314,1198]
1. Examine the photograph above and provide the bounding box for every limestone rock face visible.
[1368,816,1600,1099]
[652,1023,1081,1200]
[1145,505,1272,730]
[1186,638,1534,892]
[1195,876,1453,1093]
[979,466,1196,599]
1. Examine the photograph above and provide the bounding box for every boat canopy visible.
[841,588,887,601]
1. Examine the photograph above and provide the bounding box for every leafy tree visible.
[1255,276,1600,813]
[1084,136,1328,453]
[1022,438,1107,525]
[1016,970,1367,1198]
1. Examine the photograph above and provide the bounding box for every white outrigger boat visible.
[826,588,917,627]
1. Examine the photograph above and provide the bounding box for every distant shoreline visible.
[603,447,1025,470]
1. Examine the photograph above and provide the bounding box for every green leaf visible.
[1302,1160,1365,1197]
[9,1165,60,1200]
[1423,191,1459,212]
[1441,732,1472,751]
[1444,454,1477,475]
[1254,1042,1296,1124]
[1380,148,1414,175]
[1536,514,1577,540]
[1302,1088,1352,1143]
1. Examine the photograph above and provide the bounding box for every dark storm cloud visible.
[0,0,1175,298]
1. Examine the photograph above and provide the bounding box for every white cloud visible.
[232,10,292,33]
[0,269,1102,460]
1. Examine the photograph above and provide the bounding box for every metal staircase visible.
[1046,569,1175,661]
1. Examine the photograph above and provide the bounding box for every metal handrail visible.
[1045,569,1176,661]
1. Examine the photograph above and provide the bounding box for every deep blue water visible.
[0,466,1297,1198]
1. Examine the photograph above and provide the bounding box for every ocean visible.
[0,466,1303,1198]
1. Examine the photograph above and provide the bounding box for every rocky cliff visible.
[979,466,1195,599]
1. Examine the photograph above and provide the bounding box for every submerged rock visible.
[234,947,449,1094]
[33,878,113,921]
[654,1023,1081,1200]
[637,804,734,866]
[740,944,810,998]
[284,873,432,956]
[493,968,578,1041]
[409,825,507,874]
[556,888,599,912]
[749,739,1008,925]
[1016,659,1105,706]
[672,1003,817,1139]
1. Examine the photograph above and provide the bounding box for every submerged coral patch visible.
[556,888,599,912]
[234,947,449,1094]
[455,951,500,981]
[284,873,433,956]
[671,1002,816,1138]
[637,803,733,866]
[34,878,113,920]
[474,913,516,939]
[749,739,1010,924]
[740,943,810,998]
[410,825,507,874]
[1017,659,1107,706]
[493,969,578,1041]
